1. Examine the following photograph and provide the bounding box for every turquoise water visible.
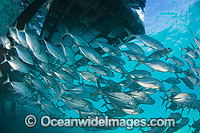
[136,0,200,132]
[1,0,200,133]
[111,1,200,132]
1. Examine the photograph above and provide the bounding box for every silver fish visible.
[54,71,73,83]
[41,73,57,88]
[44,40,67,62]
[79,46,104,66]
[176,73,194,90]
[122,50,147,67]
[134,34,164,50]
[142,88,157,95]
[39,62,52,74]
[103,55,125,65]
[3,75,33,97]
[14,44,34,65]
[167,85,181,95]
[181,54,195,66]
[16,24,29,48]
[129,69,152,78]
[62,97,93,112]
[162,77,181,84]
[78,109,103,118]
[127,91,155,105]
[173,93,197,106]
[64,84,98,98]
[25,30,41,52]
[8,24,21,44]
[122,107,144,115]
[30,78,49,93]
[32,49,49,63]
[190,28,200,49]
[181,46,199,59]
[1,55,29,73]
[89,65,114,77]
[61,66,80,80]
[41,103,65,118]
[168,63,183,73]
[147,48,172,60]
[0,35,11,50]
[97,42,121,56]
[70,34,89,47]
[124,29,164,50]
[144,60,171,72]
[105,92,138,109]
[78,71,99,83]
[189,66,200,77]
[51,81,66,100]
[104,61,127,77]
[124,41,145,55]
[60,43,75,64]
[134,77,163,90]
[119,79,140,89]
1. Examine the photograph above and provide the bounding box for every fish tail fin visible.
[23,23,27,32]
[124,28,135,42]
[165,106,169,113]
[188,125,192,131]
[19,23,27,33]
[62,26,69,36]
[160,93,169,106]
[165,55,169,61]
[36,93,41,105]
[118,38,125,46]
[190,42,196,49]
[1,54,8,64]
[134,56,144,68]
[186,62,192,74]
[14,21,18,28]
[175,73,180,79]
[134,62,142,68]
[90,80,102,96]
[160,95,166,106]
[189,28,196,42]
[3,73,10,84]
[101,96,111,108]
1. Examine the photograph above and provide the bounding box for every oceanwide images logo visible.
[25,115,175,129]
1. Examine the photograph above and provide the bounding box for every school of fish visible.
[1,20,200,132]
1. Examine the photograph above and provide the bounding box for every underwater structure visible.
[3,0,200,133]
[0,0,145,121]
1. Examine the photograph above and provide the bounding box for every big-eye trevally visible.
[1,55,29,73]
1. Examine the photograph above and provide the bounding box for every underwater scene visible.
[1,0,200,133]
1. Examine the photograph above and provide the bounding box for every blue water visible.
[114,0,200,132]
[1,0,200,133]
